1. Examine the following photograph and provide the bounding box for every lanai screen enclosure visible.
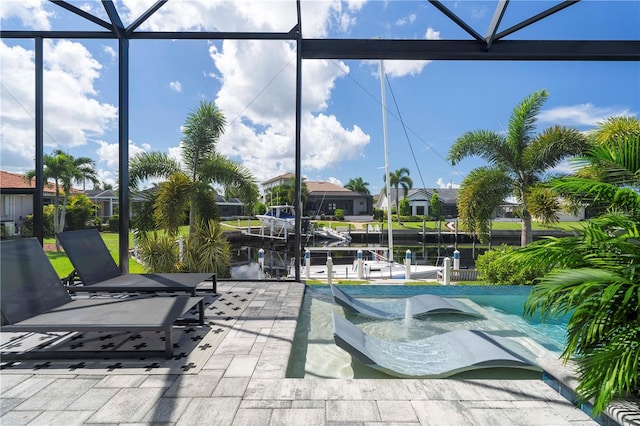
[2,0,638,280]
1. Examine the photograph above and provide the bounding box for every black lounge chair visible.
[1,238,205,359]
[330,285,481,319]
[332,312,540,378]
[57,229,215,295]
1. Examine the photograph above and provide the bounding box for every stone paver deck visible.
[0,281,632,425]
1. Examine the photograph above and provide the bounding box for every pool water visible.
[287,285,570,379]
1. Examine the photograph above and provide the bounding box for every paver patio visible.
[1,281,635,425]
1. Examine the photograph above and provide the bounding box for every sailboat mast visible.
[379,60,394,262]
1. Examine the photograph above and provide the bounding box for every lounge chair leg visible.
[165,326,173,359]
[198,299,205,325]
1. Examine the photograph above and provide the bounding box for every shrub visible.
[183,219,231,277]
[475,245,547,285]
[108,215,119,232]
[21,205,55,238]
[399,198,410,216]
[65,195,97,230]
[136,232,180,272]
[334,209,345,221]
[135,219,232,277]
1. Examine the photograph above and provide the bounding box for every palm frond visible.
[524,125,588,173]
[457,167,512,242]
[129,152,182,190]
[153,172,192,235]
[447,130,508,166]
[507,89,548,155]
[182,101,226,176]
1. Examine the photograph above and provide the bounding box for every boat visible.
[253,205,310,239]
[256,205,296,233]
[313,226,352,243]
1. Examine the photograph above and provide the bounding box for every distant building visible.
[215,193,247,219]
[376,187,586,221]
[305,181,373,217]
[375,187,459,218]
[85,189,118,222]
[0,170,78,235]
[261,173,295,195]
[260,174,373,217]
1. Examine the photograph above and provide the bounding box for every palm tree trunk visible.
[53,184,61,251]
[189,194,198,237]
[521,212,533,246]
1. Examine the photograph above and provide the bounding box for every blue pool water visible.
[287,285,570,379]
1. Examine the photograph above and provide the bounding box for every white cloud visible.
[96,169,116,188]
[208,36,369,182]
[96,140,150,169]
[396,13,416,26]
[102,45,117,59]
[1,1,370,184]
[539,103,633,127]
[327,176,343,186]
[167,146,183,164]
[121,0,297,33]
[169,81,183,93]
[0,40,118,170]
[0,0,53,30]
[437,178,460,189]
[367,27,440,78]
[425,27,441,40]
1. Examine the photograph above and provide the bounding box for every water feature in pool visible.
[287,285,569,379]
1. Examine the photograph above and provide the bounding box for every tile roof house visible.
[0,171,65,235]
[260,174,374,218]
[375,187,459,218]
[304,181,373,217]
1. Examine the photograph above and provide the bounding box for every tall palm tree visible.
[344,177,370,195]
[25,149,99,250]
[383,167,412,223]
[511,127,640,414]
[447,89,588,246]
[130,101,258,236]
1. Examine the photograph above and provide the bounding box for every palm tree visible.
[551,115,639,216]
[447,89,588,246]
[129,101,258,236]
[25,149,99,250]
[344,177,370,195]
[511,127,640,414]
[383,167,412,223]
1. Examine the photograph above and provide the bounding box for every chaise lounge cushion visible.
[1,238,204,359]
[57,229,215,295]
[332,312,540,378]
[331,285,481,319]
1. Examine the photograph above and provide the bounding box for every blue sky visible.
[1,1,639,196]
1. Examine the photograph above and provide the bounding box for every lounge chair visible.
[332,312,540,378]
[330,285,481,319]
[1,238,205,359]
[57,229,215,295]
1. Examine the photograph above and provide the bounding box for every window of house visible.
[2,195,9,216]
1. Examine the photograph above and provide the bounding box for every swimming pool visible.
[287,285,569,379]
